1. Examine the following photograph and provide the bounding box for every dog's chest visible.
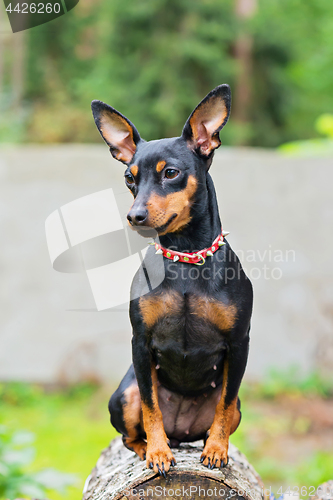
[139,289,235,392]
[140,288,236,341]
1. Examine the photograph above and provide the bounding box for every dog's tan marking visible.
[124,438,147,459]
[201,360,238,467]
[122,383,146,460]
[139,290,183,329]
[146,175,197,234]
[231,401,241,434]
[123,383,142,437]
[156,160,166,173]
[130,164,138,177]
[189,296,237,331]
[142,365,176,473]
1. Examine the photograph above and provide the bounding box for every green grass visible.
[241,367,333,400]
[0,383,118,500]
[231,379,333,495]
[232,414,333,494]
[1,378,333,499]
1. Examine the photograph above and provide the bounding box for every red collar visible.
[153,229,229,266]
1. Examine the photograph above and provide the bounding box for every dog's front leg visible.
[201,332,249,469]
[132,333,176,476]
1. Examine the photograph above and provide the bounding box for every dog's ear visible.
[91,101,141,165]
[182,84,231,157]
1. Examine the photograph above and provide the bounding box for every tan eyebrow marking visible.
[130,165,138,177]
[156,161,166,173]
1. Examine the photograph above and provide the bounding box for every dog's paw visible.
[200,438,228,469]
[146,442,176,477]
[125,438,147,461]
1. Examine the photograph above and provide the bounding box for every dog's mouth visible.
[129,213,177,238]
[155,213,177,234]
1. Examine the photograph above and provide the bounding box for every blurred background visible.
[2,0,333,147]
[0,0,333,499]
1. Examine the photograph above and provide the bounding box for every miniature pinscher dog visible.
[91,84,253,477]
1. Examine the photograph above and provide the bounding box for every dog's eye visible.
[125,173,135,185]
[165,168,179,180]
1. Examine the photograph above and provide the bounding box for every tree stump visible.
[83,437,266,500]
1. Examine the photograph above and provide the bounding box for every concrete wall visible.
[0,145,332,384]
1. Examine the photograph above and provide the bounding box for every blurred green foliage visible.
[279,112,333,156]
[0,425,76,500]
[1,378,333,499]
[0,381,99,407]
[242,366,333,399]
[0,382,116,500]
[2,0,332,146]
[233,372,333,492]
[316,114,333,138]
[0,426,44,499]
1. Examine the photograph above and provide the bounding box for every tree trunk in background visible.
[12,32,25,112]
[233,0,257,143]
[83,437,265,500]
[0,3,5,97]
[0,3,25,112]
[233,33,253,124]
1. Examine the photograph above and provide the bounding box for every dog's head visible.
[91,85,231,237]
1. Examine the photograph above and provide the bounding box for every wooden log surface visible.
[83,436,266,500]
[310,482,333,500]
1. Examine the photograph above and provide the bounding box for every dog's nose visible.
[127,208,148,226]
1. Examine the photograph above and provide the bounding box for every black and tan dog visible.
[91,85,253,477]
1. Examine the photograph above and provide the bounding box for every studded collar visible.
[152,229,229,266]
